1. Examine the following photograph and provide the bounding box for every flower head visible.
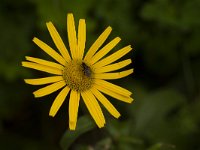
[22,13,133,130]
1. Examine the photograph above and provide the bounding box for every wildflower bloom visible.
[22,13,133,130]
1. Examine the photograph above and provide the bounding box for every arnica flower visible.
[22,13,133,130]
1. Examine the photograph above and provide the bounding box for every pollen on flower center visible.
[63,60,94,92]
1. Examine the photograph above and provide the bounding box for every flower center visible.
[63,60,94,92]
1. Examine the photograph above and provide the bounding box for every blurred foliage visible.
[60,115,96,150]
[0,0,200,150]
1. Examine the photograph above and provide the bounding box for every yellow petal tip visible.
[80,18,85,22]
[129,98,134,103]
[24,79,29,84]
[21,61,26,66]
[32,37,38,42]
[33,92,39,98]
[46,21,51,24]
[129,45,133,49]
[115,112,121,118]
[69,122,76,130]
[98,124,105,128]
[67,13,73,17]
[130,69,134,74]
[49,112,55,117]
[107,26,112,31]
[25,56,29,60]
[116,37,121,41]
[46,22,53,28]
[69,127,75,131]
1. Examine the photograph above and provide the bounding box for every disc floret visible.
[63,60,94,92]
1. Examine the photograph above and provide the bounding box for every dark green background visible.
[0,0,200,149]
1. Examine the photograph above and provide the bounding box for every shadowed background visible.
[0,0,200,149]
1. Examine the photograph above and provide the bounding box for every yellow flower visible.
[22,13,133,130]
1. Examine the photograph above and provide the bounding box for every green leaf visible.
[147,143,176,150]
[134,88,186,134]
[94,138,112,150]
[60,115,96,150]
[106,119,144,149]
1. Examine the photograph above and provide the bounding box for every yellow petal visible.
[94,84,133,103]
[33,37,66,65]
[84,26,112,62]
[22,61,62,75]
[25,56,64,70]
[90,37,121,65]
[49,86,70,117]
[95,69,133,80]
[94,59,132,73]
[95,79,132,97]
[67,13,77,59]
[69,90,80,130]
[46,22,71,61]
[24,76,63,85]
[91,87,120,118]
[33,80,66,98]
[77,19,86,60]
[81,91,105,128]
[93,45,132,68]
